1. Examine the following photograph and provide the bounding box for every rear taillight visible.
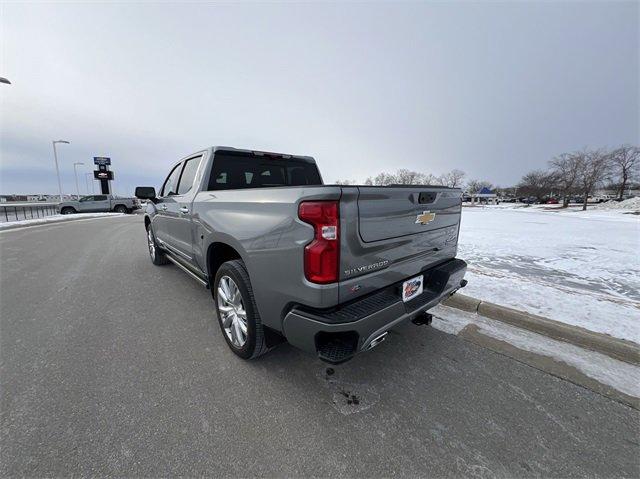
[298,201,340,284]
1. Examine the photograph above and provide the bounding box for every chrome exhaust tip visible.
[366,332,388,351]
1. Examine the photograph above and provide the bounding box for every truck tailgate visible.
[338,186,462,303]
[357,186,461,242]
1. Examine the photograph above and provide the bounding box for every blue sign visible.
[93,157,111,166]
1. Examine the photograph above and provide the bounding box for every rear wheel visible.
[214,260,269,360]
[146,225,169,265]
[114,204,129,214]
[60,207,76,215]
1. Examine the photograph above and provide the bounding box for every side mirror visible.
[135,186,156,200]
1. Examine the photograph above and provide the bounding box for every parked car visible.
[546,198,559,204]
[58,194,139,214]
[136,146,467,363]
[592,194,616,203]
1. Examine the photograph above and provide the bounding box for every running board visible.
[165,254,209,288]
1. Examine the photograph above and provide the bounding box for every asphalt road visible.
[1,215,638,477]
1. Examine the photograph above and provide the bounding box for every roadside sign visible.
[93,157,111,166]
[94,170,114,180]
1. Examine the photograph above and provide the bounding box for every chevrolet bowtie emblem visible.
[415,211,436,225]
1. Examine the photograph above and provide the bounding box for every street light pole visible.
[86,173,95,194]
[84,172,90,194]
[52,140,70,203]
[73,162,84,199]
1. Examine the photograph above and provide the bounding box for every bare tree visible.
[437,169,466,188]
[422,173,439,185]
[395,169,427,185]
[334,179,355,185]
[466,179,493,194]
[549,153,580,207]
[364,172,397,186]
[576,149,611,210]
[365,169,438,185]
[517,170,556,203]
[609,145,639,200]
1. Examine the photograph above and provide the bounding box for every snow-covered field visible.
[0,212,124,230]
[458,204,639,343]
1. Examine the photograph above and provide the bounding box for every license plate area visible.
[402,275,424,302]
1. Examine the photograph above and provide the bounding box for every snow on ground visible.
[0,213,124,230]
[594,197,640,210]
[458,205,639,343]
[431,305,640,399]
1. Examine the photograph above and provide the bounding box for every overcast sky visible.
[1,1,638,195]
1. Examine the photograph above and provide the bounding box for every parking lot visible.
[1,216,638,477]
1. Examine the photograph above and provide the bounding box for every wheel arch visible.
[206,241,244,282]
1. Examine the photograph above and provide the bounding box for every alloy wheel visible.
[217,276,248,347]
[147,229,156,259]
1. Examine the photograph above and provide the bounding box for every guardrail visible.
[0,203,59,223]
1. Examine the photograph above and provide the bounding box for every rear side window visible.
[207,153,321,190]
[177,156,202,195]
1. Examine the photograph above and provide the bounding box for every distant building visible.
[471,187,498,205]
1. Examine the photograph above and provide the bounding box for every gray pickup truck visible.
[58,194,138,214]
[136,146,467,363]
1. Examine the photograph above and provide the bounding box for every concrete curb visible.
[443,293,640,366]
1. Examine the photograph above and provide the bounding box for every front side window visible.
[177,156,202,195]
[160,163,183,197]
[94,195,107,201]
[207,153,322,190]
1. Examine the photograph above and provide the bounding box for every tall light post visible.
[52,140,70,202]
[85,173,95,194]
[73,162,85,199]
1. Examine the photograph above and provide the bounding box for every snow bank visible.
[0,213,124,230]
[595,197,640,211]
[432,305,640,399]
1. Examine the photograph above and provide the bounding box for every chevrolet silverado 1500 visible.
[136,146,467,363]
[58,194,138,214]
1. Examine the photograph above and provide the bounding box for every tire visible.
[213,259,269,360]
[60,207,76,215]
[146,224,169,265]
[114,205,129,214]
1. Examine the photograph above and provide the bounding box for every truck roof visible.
[210,146,316,164]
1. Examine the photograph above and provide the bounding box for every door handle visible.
[180,206,189,214]
[160,205,167,211]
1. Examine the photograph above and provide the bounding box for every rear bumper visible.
[282,258,467,363]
